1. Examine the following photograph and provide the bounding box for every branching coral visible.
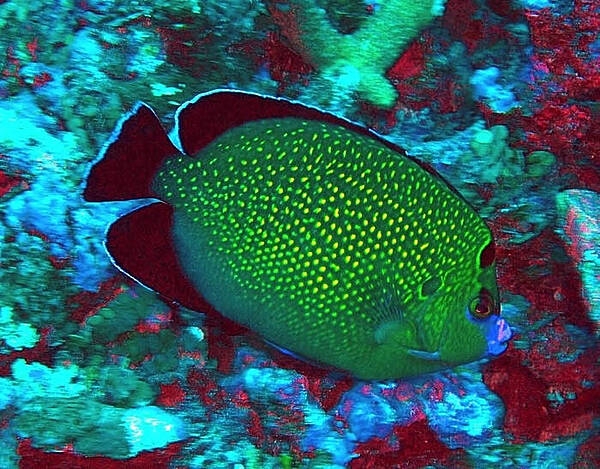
[272,0,446,107]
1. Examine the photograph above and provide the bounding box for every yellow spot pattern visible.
[155,118,490,344]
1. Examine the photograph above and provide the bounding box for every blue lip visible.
[466,306,513,357]
[486,316,512,356]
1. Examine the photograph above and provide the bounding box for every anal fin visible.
[106,202,215,313]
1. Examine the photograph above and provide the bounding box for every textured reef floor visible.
[0,0,599,467]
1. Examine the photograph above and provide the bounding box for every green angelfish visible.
[84,90,511,380]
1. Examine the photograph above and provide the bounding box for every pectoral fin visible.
[406,349,442,361]
[374,318,417,347]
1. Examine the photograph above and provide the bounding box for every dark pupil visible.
[472,288,495,318]
[476,298,489,315]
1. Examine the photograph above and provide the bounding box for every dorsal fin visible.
[173,90,467,201]
[175,89,409,157]
[84,103,180,202]
[85,89,466,207]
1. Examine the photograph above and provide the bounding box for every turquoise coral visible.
[556,189,600,335]
[276,0,446,107]
[0,306,39,351]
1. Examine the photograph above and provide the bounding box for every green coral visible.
[8,358,166,457]
[85,287,160,344]
[469,125,521,183]
[458,124,559,243]
[91,365,156,407]
[67,284,167,357]
[11,359,87,400]
[278,0,445,107]
[66,284,206,375]
[525,150,557,178]
[14,395,186,458]
[14,397,132,458]
[0,229,77,339]
[112,329,180,373]
[468,125,557,184]
[464,125,556,187]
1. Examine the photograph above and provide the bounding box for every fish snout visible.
[486,316,512,356]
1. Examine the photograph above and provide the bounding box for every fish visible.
[84,89,512,380]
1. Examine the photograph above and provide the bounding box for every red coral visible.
[156,381,186,407]
[32,71,53,88]
[483,351,550,442]
[387,40,428,82]
[135,308,176,334]
[1,46,24,85]
[268,1,311,64]
[156,21,213,76]
[349,418,467,469]
[573,433,600,468]
[525,103,594,162]
[232,30,313,92]
[483,347,600,442]
[391,72,466,114]
[0,169,23,197]
[26,38,38,61]
[442,0,484,52]
[17,439,183,469]
[66,277,124,324]
[235,386,308,460]
[246,408,266,445]
[495,229,593,332]
[381,382,417,402]
[262,31,313,90]
[514,3,600,190]
[487,0,521,21]
[186,366,228,413]
[525,4,599,80]
[387,34,468,115]
[204,314,246,374]
[304,374,354,412]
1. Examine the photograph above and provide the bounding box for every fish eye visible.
[469,289,495,320]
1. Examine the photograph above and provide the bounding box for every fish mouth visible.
[405,313,513,363]
[485,316,512,356]
[405,315,512,363]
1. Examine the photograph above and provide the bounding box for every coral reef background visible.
[0,0,598,467]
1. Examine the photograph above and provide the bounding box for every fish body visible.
[85,90,511,379]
